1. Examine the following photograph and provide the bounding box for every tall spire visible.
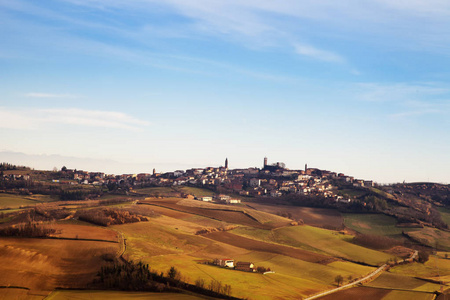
[225,158,228,169]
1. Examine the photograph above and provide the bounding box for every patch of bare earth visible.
[0,237,118,295]
[140,200,265,228]
[46,224,118,241]
[316,287,390,300]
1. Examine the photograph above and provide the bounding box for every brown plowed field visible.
[316,287,390,300]
[47,224,118,241]
[0,237,118,293]
[140,201,265,228]
[203,231,334,264]
[248,203,344,229]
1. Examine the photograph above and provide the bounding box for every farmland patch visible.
[343,213,418,237]
[232,225,395,266]
[366,272,441,292]
[203,231,334,263]
[316,286,390,300]
[248,203,343,229]
[406,227,450,250]
[0,237,118,293]
[47,290,204,299]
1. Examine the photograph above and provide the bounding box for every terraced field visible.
[406,227,450,250]
[0,236,118,294]
[248,203,344,228]
[389,252,450,282]
[140,199,271,228]
[343,213,419,237]
[0,193,43,208]
[232,225,395,266]
[366,272,442,292]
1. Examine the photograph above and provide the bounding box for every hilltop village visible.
[1,158,375,204]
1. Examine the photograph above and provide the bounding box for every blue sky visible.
[1,0,450,183]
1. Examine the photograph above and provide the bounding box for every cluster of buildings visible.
[131,157,375,202]
[214,258,256,272]
[2,158,376,203]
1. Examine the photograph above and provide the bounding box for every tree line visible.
[96,261,239,299]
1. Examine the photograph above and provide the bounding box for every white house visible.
[226,198,241,204]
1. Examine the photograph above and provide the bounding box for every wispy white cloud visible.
[39,108,150,131]
[356,82,450,102]
[0,107,150,131]
[25,93,78,99]
[0,107,35,129]
[389,108,441,119]
[294,43,345,63]
[352,81,450,119]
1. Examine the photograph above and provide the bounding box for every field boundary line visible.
[40,236,118,243]
[362,285,438,294]
[0,285,30,290]
[304,250,419,300]
[303,264,388,300]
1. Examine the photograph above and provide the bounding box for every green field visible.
[47,290,204,299]
[146,253,334,300]
[381,290,435,300]
[232,225,396,266]
[0,194,41,208]
[389,252,450,286]
[132,186,180,196]
[343,213,418,237]
[367,187,396,200]
[366,272,442,292]
[177,186,214,197]
[112,213,379,299]
[437,207,450,227]
[407,227,450,251]
[339,189,367,198]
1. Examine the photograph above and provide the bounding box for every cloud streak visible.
[26,93,78,99]
[356,82,450,103]
[0,107,150,131]
[294,43,344,63]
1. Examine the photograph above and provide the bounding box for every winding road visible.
[304,250,418,300]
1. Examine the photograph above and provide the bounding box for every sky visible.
[1,0,450,183]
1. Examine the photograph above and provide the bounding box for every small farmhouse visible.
[216,194,231,201]
[235,261,255,272]
[214,258,234,268]
[226,198,241,204]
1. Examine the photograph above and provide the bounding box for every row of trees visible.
[0,222,56,237]
[97,261,238,299]
[0,163,29,170]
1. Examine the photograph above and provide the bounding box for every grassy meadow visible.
[232,225,395,266]
[407,227,450,251]
[366,272,442,292]
[437,207,450,227]
[389,252,450,281]
[343,213,418,237]
[0,194,42,209]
